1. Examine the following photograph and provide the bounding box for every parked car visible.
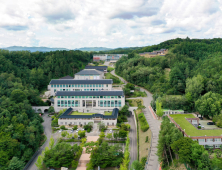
[199,124,204,128]
[199,117,203,120]
[207,122,215,125]
[109,130,112,133]
[59,129,63,133]
[70,130,74,133]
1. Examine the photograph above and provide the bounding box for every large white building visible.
[54,91,125,113]
[48,79,113,96]
[58,107,119,126]
[93,54,127,62]
[74,69,104,80]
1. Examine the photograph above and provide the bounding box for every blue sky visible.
[0,0,221,49]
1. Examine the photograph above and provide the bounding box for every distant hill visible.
[1,46,68,52]
[77,47,112,51]
[0,46,113,52]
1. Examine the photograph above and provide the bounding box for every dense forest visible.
[0,50,91,169]
[116,38,222,115]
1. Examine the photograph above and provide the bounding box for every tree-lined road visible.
[111,70,161,170]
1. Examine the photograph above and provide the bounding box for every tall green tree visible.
[195,92,222,118]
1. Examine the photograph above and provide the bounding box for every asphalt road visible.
[27,113,58,170]
[111,70,161,170]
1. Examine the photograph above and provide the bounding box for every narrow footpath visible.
[111,70,161,170]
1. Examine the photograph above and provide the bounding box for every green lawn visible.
[170,114,222,136]
[104,111,112,115]
[70,111,95,115]
[126,99,143,107]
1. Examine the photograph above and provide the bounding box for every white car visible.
[59,130,62,133]
[109,130,112,133]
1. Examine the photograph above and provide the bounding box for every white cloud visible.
[0,0,222,48]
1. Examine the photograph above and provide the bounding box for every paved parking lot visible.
[199,120,218,129]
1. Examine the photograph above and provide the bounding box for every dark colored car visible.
[207,122,215,125]
[199,117,203,120]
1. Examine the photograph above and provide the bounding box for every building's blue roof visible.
[59,108,119,119]
[85,66,107,70]
[56,91,124,96]
[50,79,113,85]
[75,69,103,75]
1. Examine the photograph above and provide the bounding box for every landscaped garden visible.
[104,111,113,115]
[170,114,222,136]
[70,111,95,115]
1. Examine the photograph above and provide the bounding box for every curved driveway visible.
[111,70,161,170]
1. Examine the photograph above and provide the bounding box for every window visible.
[198,139,205,142]
[72,85,74,87]
[51,85,53,87]
[65,100,67,107]
[93,84,95,87]
[60,89,62,91]
[57,100,60,107]
[81,85,83,87]
[58,96,60,98]
[63,89,65,91]
[111,96,114,98]
[84,85,86,87]
[61,96,64,98]
[118,96,121,98]
[99,84,101,87]
[104,100,107,107]
[96,84,98,87]
[90,85,92,87]
[57,85,59,87]
[215,144,222,148]
[54,85,56,87]
[60,85,62,87]
[100,100,103,107]
[87,84,89,87]
[75,85,77,87]
[75,96,78,98]
[100,96,103,98]
[78,85,80,87]
[106,84,108,87]
[115,100,118,107]
[72,100,74,107]
[108,101,110,107]
[65,122,67,125]
[75,100,79,107]
[118,100,121,107]
[111,100,114,107]
[214,138,221,142]
[207,139,213,142]
[69,85,71,87]
[61,100,64,107]
[68,100,71,107]
[66,85,68,87]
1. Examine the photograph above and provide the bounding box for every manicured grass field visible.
[104,111,112,115]
[70,111,95,115]
[170,114,222,136]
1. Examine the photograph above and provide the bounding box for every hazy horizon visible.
[0,0,221,49]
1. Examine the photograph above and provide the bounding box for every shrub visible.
[138,113,149,132]
[71,160,78,169]
[60,125,66,130]
[140,157,147,167]
[145,136,148,143]
[87,129,90,133]
[198,126,201,129]
[73,125,78,130]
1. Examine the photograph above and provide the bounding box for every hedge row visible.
[135,110,139,161]
[138,113,149,132]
